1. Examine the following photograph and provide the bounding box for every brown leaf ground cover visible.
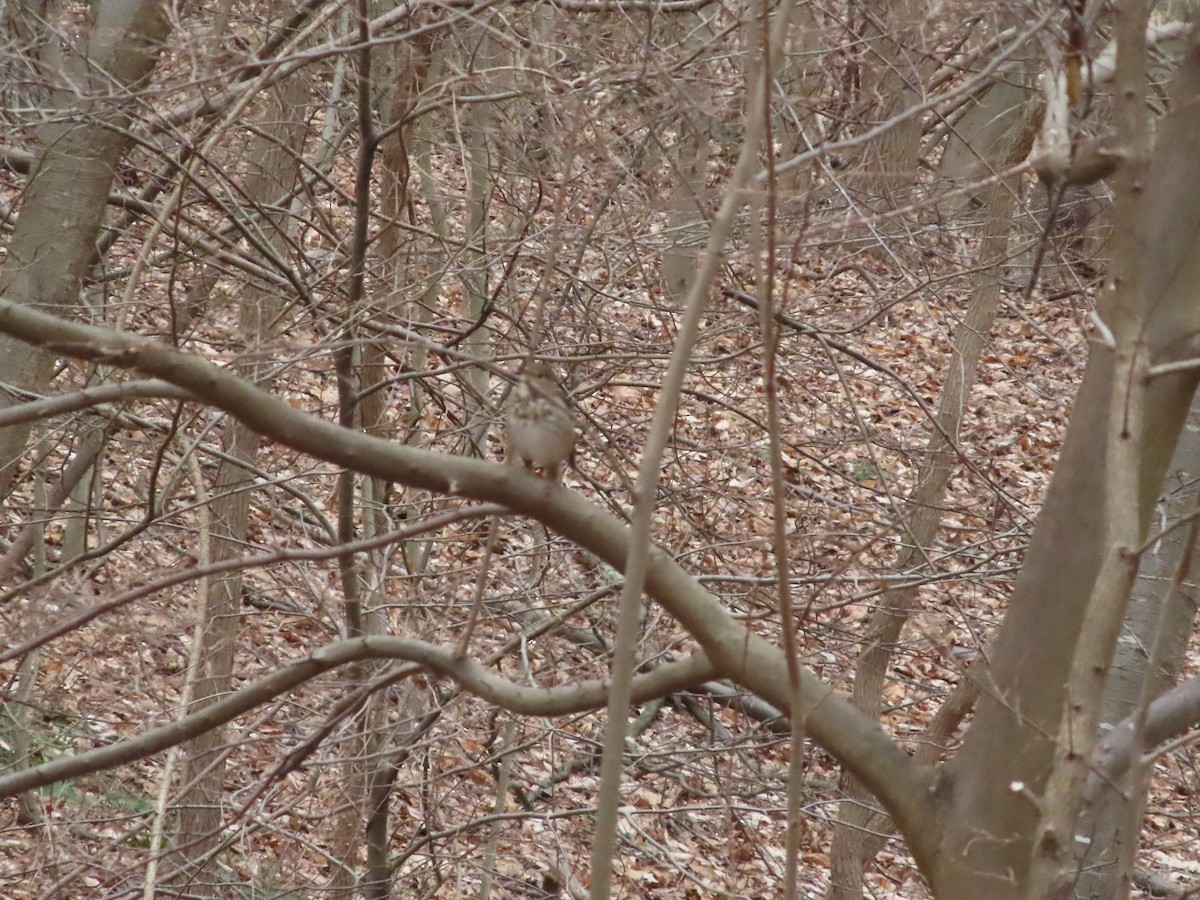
[1,240,1113,898]
[3,12,1196,895]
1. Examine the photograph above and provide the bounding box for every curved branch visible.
[1087,673,1200,796]
[0,299,941,856]
[0,638,715,798]
[0,379,193,427]
[0,504,505,657]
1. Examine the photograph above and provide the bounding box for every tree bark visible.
[827,169,1021,899]
[1072,401,1200,899]
[935,19,1200,898]
[170,70,308,896]
[0,0,170,499]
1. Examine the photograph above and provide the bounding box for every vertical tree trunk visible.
[934,19,1200,896]
[826,170,1021,900]
[170,72,308,895]
[661,96,711,305]
[1072,400,1200,899]
[825,75,1035,896]
[372,23,435,563]
[842,0,928,211]
[320,20,439,896]
[0,0,170,498]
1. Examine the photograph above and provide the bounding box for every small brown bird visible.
[505,361,576,481]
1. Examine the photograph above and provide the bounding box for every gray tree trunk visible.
[825,54,1037,896]
[826,171,1020,900]
[1072,401,1200,899]
[0,0,170,498]
[933,18,1200,897]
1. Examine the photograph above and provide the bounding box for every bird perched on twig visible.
[505,360,576,482]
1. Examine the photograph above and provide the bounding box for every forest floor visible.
[3,106,1198,899]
